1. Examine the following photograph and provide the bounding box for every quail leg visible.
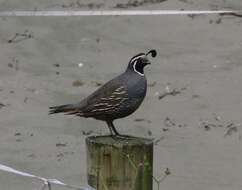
[107,120,120,136]
[106,121,132,139]
[108,125,114,136]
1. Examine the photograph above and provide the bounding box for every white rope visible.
[0,163,95,190]
[0,10,239,16]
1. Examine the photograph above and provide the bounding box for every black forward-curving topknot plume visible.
[146,49,157,58]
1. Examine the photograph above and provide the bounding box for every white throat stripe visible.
[133,60,144,76]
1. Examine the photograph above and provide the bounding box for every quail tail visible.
[49,104,78,115]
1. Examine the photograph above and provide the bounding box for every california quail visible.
[49,49,157,136]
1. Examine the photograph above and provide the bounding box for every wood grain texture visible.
[86,136,153,190]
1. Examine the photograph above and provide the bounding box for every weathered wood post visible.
[86,135,153,190]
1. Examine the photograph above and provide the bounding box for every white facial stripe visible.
[133,60,144,76]
[130,54,145,63]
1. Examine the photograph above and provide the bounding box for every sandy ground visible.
[0,0,242,189]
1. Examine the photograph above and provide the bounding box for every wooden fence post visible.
[86,135,153,190]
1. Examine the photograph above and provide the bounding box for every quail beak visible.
[143,57,151,65]
[145,61,151,65]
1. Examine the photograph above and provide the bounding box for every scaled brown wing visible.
[75,79,129,117]
[63,77,128,117]
[49,76,129,116]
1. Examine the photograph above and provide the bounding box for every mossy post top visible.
[86,135,153,147]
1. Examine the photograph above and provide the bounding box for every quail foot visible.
[49,49,157,136]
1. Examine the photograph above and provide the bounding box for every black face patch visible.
[126,52,150,75]
[133,59,145,75]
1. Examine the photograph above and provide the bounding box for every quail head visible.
[49,49,157,136]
